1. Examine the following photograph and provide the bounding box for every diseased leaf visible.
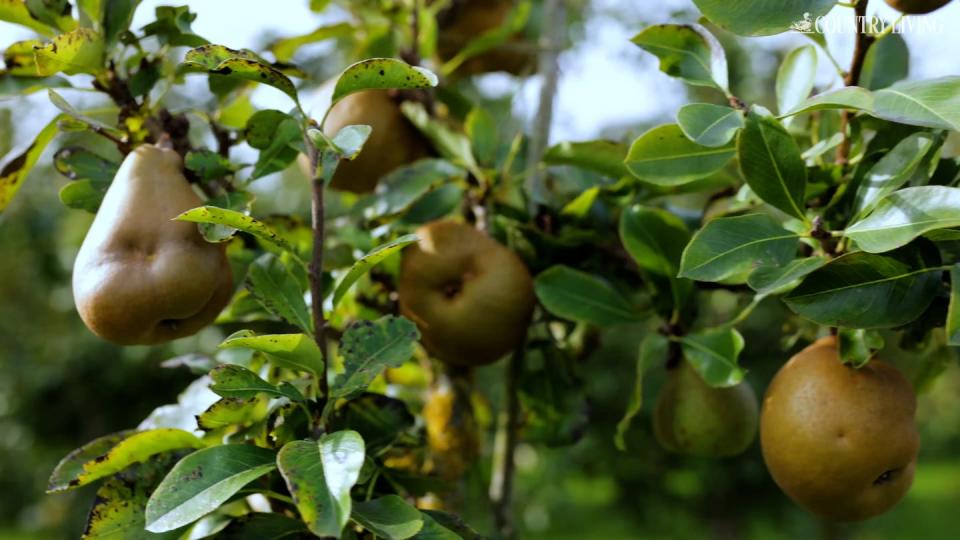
[196,396,269,431]
[737,112,807,220]
[679,214,799,283]
[332,234,419,308]
[176,206,298,256]
[144,445,277,532]
[0,114,63,213]
[209,363,304,401]
[332,58,437,104]
[245,254,313,334]
[534,265,643,327]
[182,44,298,102]
[219,330,323,376]
[334,316,420,399]
[34,28,105,76]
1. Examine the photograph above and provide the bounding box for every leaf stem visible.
[720,294,767,329]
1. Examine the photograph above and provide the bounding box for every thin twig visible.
[836,0,875,165]
[491,341,525,540]
[306,133,330,435]
[524,0,565,215]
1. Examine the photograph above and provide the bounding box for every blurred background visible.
[2,1,960,538]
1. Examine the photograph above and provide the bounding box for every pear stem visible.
[305,134,331,431]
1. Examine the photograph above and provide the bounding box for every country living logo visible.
[791,11,945,34]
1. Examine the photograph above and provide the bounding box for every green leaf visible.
[24,0,75,32]
[543,140,629,179]
[847,186,960,253]
[852,133,938,218]
[615,334,667,451]
[245,254,313,333]
[747,256,827,295]
[182,44,298,103]
[330,124,372,160]
[401,102,479,176]
[947,265,960,346]
[144,445,277,532]
[330,394,415,451]
[561,187,599,219]
[59,179,108,212]
[534,265,643,327]
[334,316,420,399]
[332,235,419,309]
[625,124,735,186]
[219,330,323,376]
[83,453,185,540]
[631,23,728,91]
[34,28,105,76]
[619,205,690,277]
[692,0,837,36]
[102,0,143,46]
[465,107,497,166]
[874,76,960,131]
[277,431,365,538]
[411,512,460,540]
[352,495,424,540]
[270,22,353,63]
[738,111,807,220]
[365,159,466,220]
[676,103,743,148]
[0,114,62,213]
[252,118,301,179]
[332,58,437,104]
[776,45,817,115]
[837,328,884,368]
[141,5,207,48]
[47,429,202,492]
[47,88,126,137]
[0,0,59,36]
[209,363,304,401]
[784,243,943,328]
[176,206,298,256]
[860,33,908,91]
[783,86,874,117]
[244,109,293,149]
[216,513,310,539]
[679,214,799,283]
[194,190,255,243]
[185,149,237,181]
[54,146,117,182]
[680,328,746,387]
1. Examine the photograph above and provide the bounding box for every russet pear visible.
[398,220,535,367]
[435,0,536,76]
[885,0,952,14]
[72,145,233,345]
[760,337,919,522]
[653,359,758,457]
[300,83,430,193]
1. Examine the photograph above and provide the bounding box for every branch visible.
[524,0,566,216]
[490,340,525,540]
[836,0,875,164]
[305,134,330,434]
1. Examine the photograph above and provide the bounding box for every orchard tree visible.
[0,0,958,538]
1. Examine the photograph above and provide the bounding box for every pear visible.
[398,220,535,367]
[760,337,919,522]
[885,0,951,14]
[72,145,233,345]
[435,0,535,76]
[299,83,430,193]
[653,359,758,457]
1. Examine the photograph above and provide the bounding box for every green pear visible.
[72,145,233,345]
[398,220,535,367]
[653,359,758,457]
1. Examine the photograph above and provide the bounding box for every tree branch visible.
[836,0,875,164]
[305,134,330,434]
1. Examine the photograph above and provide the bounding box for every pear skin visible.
[760,337,919,522]
[885,0,951,14]
[653,359,759,457]
[436,0,535,76]
[299,85,430,193]
[398,220,535,366]
[72,145,233,345]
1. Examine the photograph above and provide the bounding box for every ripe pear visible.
[398,220,535,367]
[72,145,233,345]
[435,0,536,76]
[653,359,759,457]
[299,83,430,193]
[885,0,951,14]
[760,337,919,522]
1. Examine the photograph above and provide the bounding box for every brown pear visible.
[653,359,758,457]
[885,0,951,14]
[300,83,430,193]
[435,0,536,76]
[398,220,535,367]
[760,337,919,522]
[72,145,233,345]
